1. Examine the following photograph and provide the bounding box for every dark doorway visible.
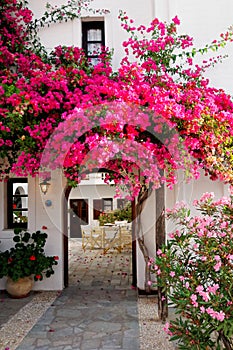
[70,199,89,238]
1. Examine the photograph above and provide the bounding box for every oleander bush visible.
[149,192,233,350]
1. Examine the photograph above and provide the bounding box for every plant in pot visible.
[0,228,59,298]
[98,202,132,226]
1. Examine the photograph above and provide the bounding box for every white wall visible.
[0,172,65,291]
[165,169,228,235]
[155,0,233,94]
[69,181,118,228]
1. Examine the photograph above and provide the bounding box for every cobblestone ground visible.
[0,239,175,350]
[14,239,139,350]
[68,239,133,288]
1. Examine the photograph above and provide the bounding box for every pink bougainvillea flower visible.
[172,15,180,25]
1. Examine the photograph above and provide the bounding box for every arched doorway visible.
[62,178,137,288]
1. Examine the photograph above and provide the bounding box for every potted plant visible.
[98,203,132,226]
[0,228,59,298]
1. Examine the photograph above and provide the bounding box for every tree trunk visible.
[219,332,233,350]
[136,186,152,293]
[136,184,168,320]
[156,183,168,321]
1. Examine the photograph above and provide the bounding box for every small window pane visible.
[88,57,101,66]
[8,178,28,228]
[13,197,28,210]
[13,211,28,224]
[87,29,102,41]
[93,199,102,220]
[103,199,113,212]
[87,43,102,56]
[13,182,28,195]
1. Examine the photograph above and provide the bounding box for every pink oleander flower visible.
[206,308,225,322]
[200,306,205,313]
[216,311,226,322]
[196,285,204,293]
[190,294,198,307]
[207,284,219,294]
[214,261,222,272]
[164,322,173,336]
[199,291,210,302]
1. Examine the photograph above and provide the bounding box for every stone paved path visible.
[0,290,35,328]
[15,239,139,350]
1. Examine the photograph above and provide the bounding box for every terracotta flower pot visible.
[6,276,34,298]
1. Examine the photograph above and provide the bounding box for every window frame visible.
[102,198,113,212]
[7,178,28,229]
[93,198,113,220]
[117,198,128,209]
[82,21,105,63]
[93,199,103,220]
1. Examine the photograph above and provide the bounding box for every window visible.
[117,198,128,209]
[93,198,113,220]
[82,21,105,65]
[103,198,113,212]
[93,199,102,220]
[7,178,28,228]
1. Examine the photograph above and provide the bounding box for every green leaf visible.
[14,228,21,235]
[13,236,20,243]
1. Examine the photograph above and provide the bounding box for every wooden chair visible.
[114,220,128,226]
[81,226,93,251]
[91,227,104,249]
[120,227,132,250]
[81,226,104,251]
[103,226,122,254]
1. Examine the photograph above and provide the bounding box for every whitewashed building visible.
[0,0,232,291]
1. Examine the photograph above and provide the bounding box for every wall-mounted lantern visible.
[39,179,51,195]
